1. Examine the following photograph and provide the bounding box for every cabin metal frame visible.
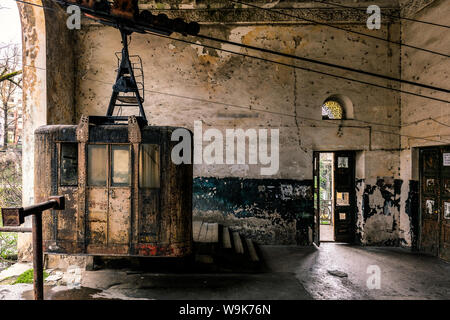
[35,116,193,257]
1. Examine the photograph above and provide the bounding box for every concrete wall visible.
[399,0,450,248]
[71,0,402,244]
[20,0,443,249]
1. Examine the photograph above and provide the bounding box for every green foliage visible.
[0,153,22,261]
[319,159,332,200]
[0,159,22,208]
[0,232,17,260]
[13,269,49,284]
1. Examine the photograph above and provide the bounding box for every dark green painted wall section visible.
[193,177,314,245]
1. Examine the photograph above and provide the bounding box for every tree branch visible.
[0,70,22,83]
[7,78,22,88]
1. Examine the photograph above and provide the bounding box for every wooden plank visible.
[222,226,232,249]
[246,238,259,262]
[233,232,244,254]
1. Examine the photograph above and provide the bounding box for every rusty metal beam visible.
[32,214,43,300]
[1,196,64,227]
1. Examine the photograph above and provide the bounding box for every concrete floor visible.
[319,224,334,242]
[1,243,450,300]
[291,243,450,299]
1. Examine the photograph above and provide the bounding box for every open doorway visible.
[313,151,356,245]
[318,153,334,242]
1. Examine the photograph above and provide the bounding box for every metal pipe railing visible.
[1,196,65,300]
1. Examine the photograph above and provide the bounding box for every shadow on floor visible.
[13,243,450,300]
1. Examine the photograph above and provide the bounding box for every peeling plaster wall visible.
[356,177,403,245]
[355,150,402,245]
[399,0,449,248]
[17,0,48,260]
[72,0,402,244]
[193,177,313,245]
[17,1,75,261]
[44,0,76,125]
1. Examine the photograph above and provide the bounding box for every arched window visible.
[322,100,344,120]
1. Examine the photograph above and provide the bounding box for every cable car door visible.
[86,144,131,254]
[109,145,132,252]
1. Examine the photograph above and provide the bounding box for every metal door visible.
[86,144,132,254]
[333,151,356,243]
[313,152,320,246]
[419,148,440,256]
[439,147,450,261]
[420,146,450,262]
[138,144,161,244]
[108,145,132,253]
[86,144,109,248]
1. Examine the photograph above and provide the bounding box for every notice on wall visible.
[445,202,450,220]
[444,153,450,166]
[426,199,435,215]
[336,192,349,206]
[338,157,349,168]
[425,178,436,193]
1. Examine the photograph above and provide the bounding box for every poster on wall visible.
[444,153,450,166]
[426,199,435,215]
[425,178,436,193]
[338,157,348,168]
[445,202,450,220]
[336,192,349,206]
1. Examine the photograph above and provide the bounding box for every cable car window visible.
[88,145,107,186]
[140,144,160,188]
[111,145,131,186]
[60,143,78,186]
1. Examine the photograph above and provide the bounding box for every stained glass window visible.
[322,100,344,120]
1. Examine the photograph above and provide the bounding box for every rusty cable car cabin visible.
[34,116,193,257]
[32,0,197,258]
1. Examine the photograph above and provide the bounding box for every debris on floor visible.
[0,244,450,300]
[0,262,32,284]
[327,270,348,278]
